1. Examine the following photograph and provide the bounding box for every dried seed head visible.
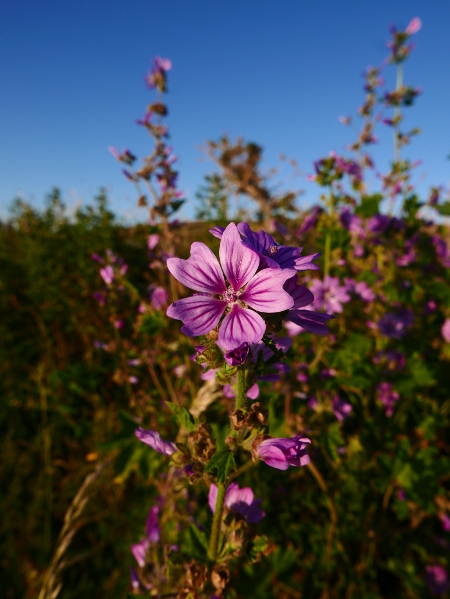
[211,565,230,592]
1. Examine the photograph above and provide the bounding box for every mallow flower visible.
[255,434,311,470]
[131,501,162,568]
[166,223,295,350]
[135,428,177,456]
[209,482,265,523]
[310,276,350,314]
[210,222,320,271]
[284,276,333,335]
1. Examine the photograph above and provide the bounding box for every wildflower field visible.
[2,17,450,599]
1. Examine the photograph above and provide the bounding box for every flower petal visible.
[208,484,218,512]
[286,309,332,335]
[240,268,296,313]
[219,223,259,292]
[167,296,226,336]
[246,382,260,399]
[167,253,226,294]
[218,305,265,350]
[226,485,254,509]
[284,276,315,309]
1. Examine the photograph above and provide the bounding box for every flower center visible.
[223,288,238,304]
[265,245,279,256]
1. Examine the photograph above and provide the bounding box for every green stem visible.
[207,482,226,561]
[236,368,246,410]
[393,63,403,164]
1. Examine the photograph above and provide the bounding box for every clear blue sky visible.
[1,1,449,221]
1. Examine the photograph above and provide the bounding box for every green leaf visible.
[322,422,344,463]
[248,535,269,563]
[188,524,208,555]
[165,401,197,433]
[205,449,236,483]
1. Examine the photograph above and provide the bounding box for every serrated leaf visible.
[165,401,197,433]
[205,449,236,483]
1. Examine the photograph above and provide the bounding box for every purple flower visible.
[148,234,160,250]
[135,428,177,456]
[154,56,172,72]
[210,222,320,271]
[440,514,450,533]
[256,434,311,470]
[131,538,148,568]
[331,395,352,422]
[130,567,140,590]
[344,278,376,302]
[340,208,365,237]
[425,300,437,315]
[310,276,350,314]
[406,17,422,35]
[224,343,250,366]
[377,382,399,417]
[425,564,449,597]
[367,214,391,234]
[442,319,450,343]
[100,265,114,285]
[432,236,450,268]
[209,482,265,523]
[151,286,168,309]
[284,276,332,335]
[145,503,161,543]
[299,206,320,234]
[145,56,172,90]
[378,309,414,339]
[166,223,295,350]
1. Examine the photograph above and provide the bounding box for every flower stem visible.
[235,368,246,410]
[207,482,226,561]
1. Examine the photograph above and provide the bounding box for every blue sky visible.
[1,1,449,221]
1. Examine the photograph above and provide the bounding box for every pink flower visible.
[209,482,265,523]
[310,276,351,314]
[406,17,422,35]
[441,319,450,343]
[151,287,168,310]
[148,234,160,250]
[135,428,177,456]
[256,434,311,470]
[166,223,295,350]
[100,265,114,285]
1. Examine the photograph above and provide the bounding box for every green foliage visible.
[205,450,236,483]
[165,401,197,432]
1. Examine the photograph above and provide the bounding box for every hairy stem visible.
[235,368,246,410]
[207,482,226,561]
